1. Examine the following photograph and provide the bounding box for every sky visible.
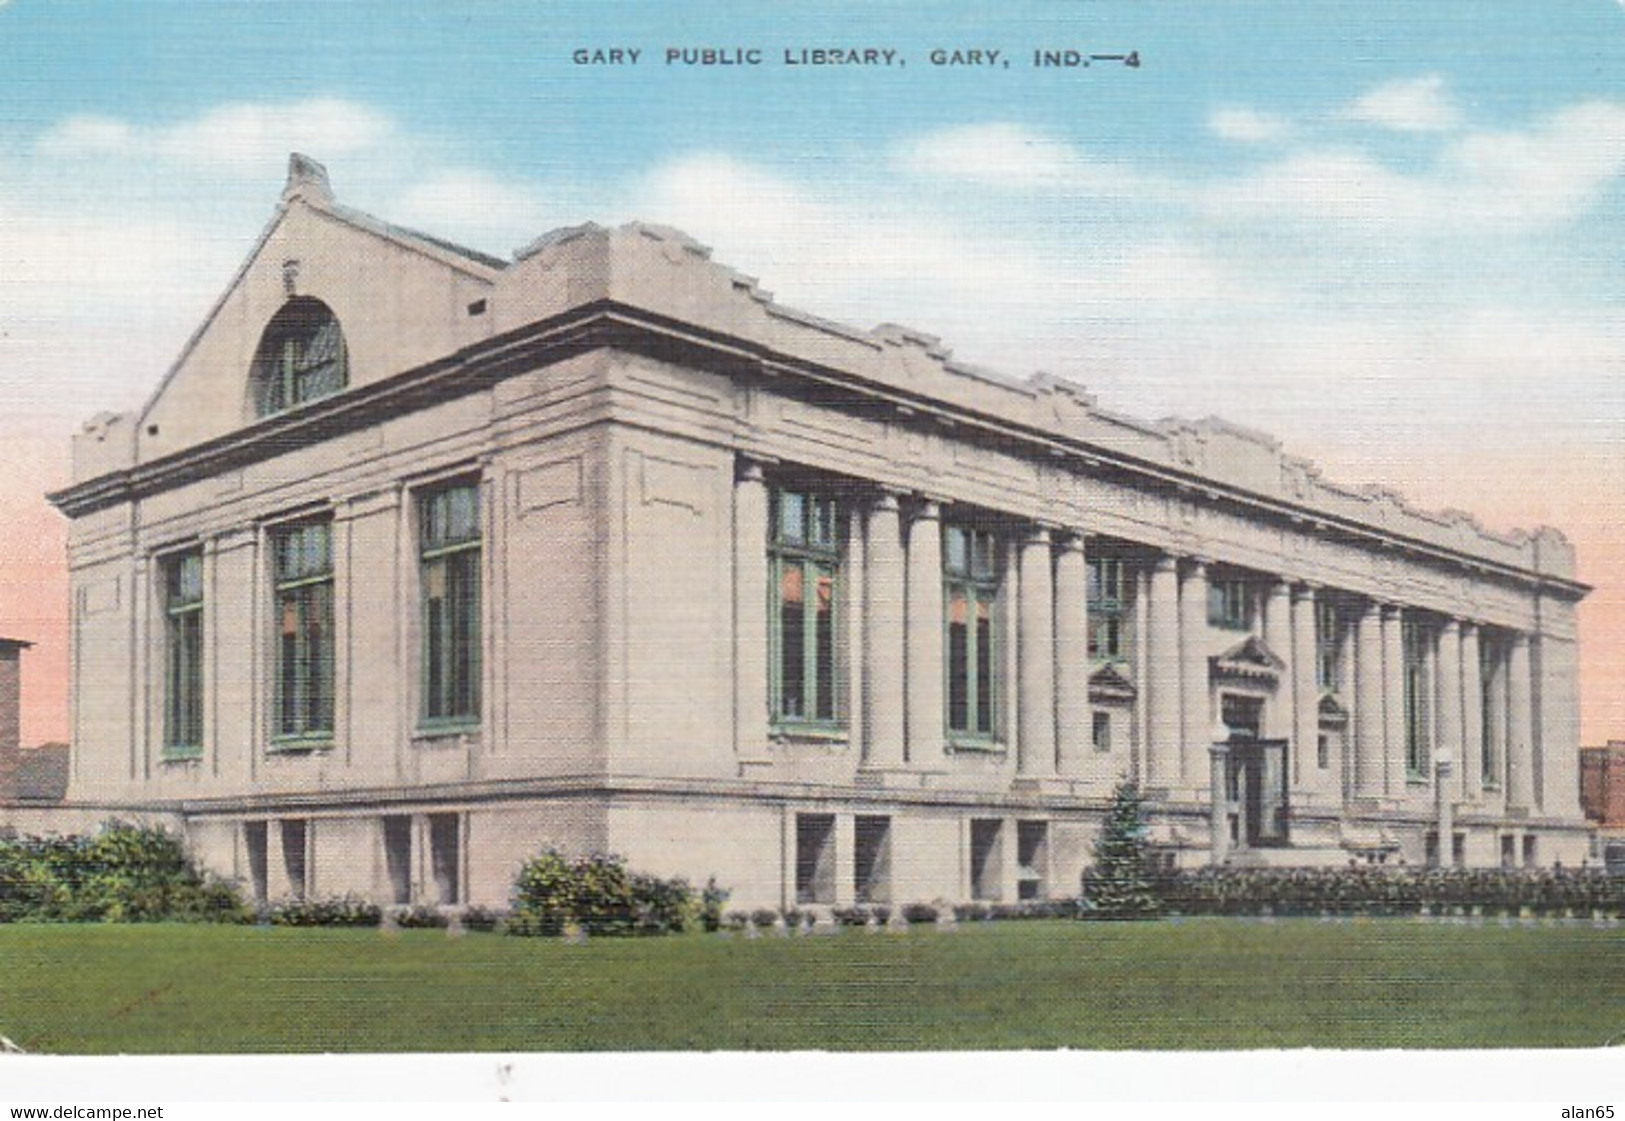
[0,0,1621,748]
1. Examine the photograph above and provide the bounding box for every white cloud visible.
[37,98,403,177]
[1205,99,1625,234]
[892,122,1082,189]
[391,169,554,254]
[1209,107,1291,144]
[1344,74,1461,133]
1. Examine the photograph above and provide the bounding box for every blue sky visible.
[1,1,1623,739]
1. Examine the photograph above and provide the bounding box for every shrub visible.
[394,904,450,929]
[831,906,869,927]
[0,822,249,924]
[699,878,730,932]
[460,905,503,933]
[509,850,702,937]
[901,902,938,925]
[267,894,382,928]
[750,908,780,930]
[870,905,892,926]
[722,910,751,932]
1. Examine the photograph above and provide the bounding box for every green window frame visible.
[769,487,841,730]
[420,483,482,727]
[271,520,334,745]
[1208,578,1250,631]
[1315,598,1341,693]
[1403,618,1430,778]
[1087,555,1126,662]
[944,523,1000,742]
[251,298,348,417]
[162,550,204,758]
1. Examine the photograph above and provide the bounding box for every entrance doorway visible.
[1221,695,1289,848]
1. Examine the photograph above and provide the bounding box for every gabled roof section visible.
[1089,662,1137,703]
[1210,635,1286,684]
[1318,693,1350,728]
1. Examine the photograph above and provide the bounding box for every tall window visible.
[945,524,1000,740]
[1087,555,1126,661]
[1315,598,1341,692]
[272,521,334,742]
[251,298,348,417]
[1208,578,1250,630]
[1403,618,1430,778]
[162,550,204,757]
[769,487,840,728]
[420,484,481,725]
[1480,640,1499,787]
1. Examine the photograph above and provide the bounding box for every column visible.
[1507,633,1534,810]
[863,493,906,769]
[1435,755,1455,867]
[1436,620,1464,800]
[733,460,770,757]
[1053,534,1091,776]
[1179,559,1210,788]
[1145,554,1180,788]
[1262,579,1293,742]
[1017,527,1057,777]
[1460,622,1484,804]
[1382,605,1406,796]
[905,500,943,764]
[1353,601,1384,797]
[1209,741,1230,865]
[1290,584,1320,795]
[1132,565,1150,785]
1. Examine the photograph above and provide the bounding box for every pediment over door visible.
[1209,634,1285,686]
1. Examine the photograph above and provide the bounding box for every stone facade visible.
[46,156,1593,910]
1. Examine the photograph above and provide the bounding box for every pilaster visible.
[1017,526,1057,778]
[904,499,944,764]
[1053,534,1090,778]
[862,492,906,769]
[733,459,770,759]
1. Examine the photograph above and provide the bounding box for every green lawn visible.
[3,919,1621,1053]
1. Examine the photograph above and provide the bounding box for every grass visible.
[2,918,1622,1053]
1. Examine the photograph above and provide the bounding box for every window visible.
[1317,733,1330,770]
[271,520,334,743]
[769,487,841,729]
[795,813,836,905]
[244,821,268,903]
[1403,619,1430,778]
[162,550,204,757]
[854,816,892,904]
[1087,556,1126,661]
[1480,640,1500,788]
[281,819,309,900]
[945,524,1000,740]
[251,298,348,417]
[1017,821,1049,901]
[970,818,1003,901]
[1208,578,1250,630]
[1092,711,1112,753]
[1315,598,1341,692]
[429,814,462,905]
[384,815,413,905]
[420,484,481,725]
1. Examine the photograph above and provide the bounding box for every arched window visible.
[250,298,348,417]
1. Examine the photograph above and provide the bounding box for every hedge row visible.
[1152,866,1625,918]
[509,851,724,936]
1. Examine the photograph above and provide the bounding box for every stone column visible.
[1436,620,1464,799]
[1290,584,1320,795]
[1507,633,1535,811]
[905,500,944,764]
[733,460,771,758]
[1017,527,1057,777]
[1435,755,1455,867]
[1353,601,1384,798]
[863,493,906,769]
[1145,554,1181,788]
[1263,580,1293,744]
[1053,534,1090,777]
[1460,622,1484,803]
[1209,740,1231,865]
[1382,604,1407,796]
[1179,559,1210,788]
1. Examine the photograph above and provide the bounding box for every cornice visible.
[49,299,1592,603]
